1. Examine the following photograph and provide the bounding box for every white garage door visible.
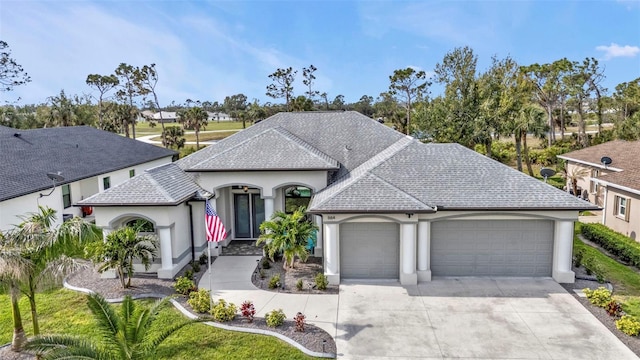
[431,220,553,277]
[340,222,399,279]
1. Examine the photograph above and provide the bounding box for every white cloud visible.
[596,43,640,60]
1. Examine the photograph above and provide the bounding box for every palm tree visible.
[257,207,318,269]
[87,223,158,288]
[515,104,548,176]
[15,206,102,335]
[562,165,590,197]
[180,106,208,149]
[161,125,185,150]
[25,292,196,359]
[0,231,29,351]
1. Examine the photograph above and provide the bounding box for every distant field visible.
[135,121,245,135]
[151,130,240,143]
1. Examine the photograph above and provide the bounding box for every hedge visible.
[581,223,640,269]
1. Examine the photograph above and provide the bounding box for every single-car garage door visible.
[340,222,399,279]
[431,220,553,277]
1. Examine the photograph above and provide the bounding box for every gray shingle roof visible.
[309,140,598,212]
[0,126,177,202]
[187,127,339,171]
[78,163,209,206]
[178,111,404,176]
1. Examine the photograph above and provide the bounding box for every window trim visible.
[614,195,630,222]
[62,184,71,209]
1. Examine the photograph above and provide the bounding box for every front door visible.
[234,193,265,239]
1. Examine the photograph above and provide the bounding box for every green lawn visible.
[574,224,640,317]
[151,130,240,143]
[0,289,312,359]
[136,121,246,135]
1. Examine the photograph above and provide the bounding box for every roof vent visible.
[13,133,21,138]
[601,156,612,168]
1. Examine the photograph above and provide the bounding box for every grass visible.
[151,130,240,143]
[135,121,245,135]
[0,289,312,359]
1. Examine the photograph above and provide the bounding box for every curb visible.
[63,278,335,358]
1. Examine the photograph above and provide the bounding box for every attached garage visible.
[340,222,399,279]
[431,220,554,277]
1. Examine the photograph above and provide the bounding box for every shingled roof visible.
[559,140,640,192]
[78,163,210,206]
[309,139,598,212]
[0,126,177,201]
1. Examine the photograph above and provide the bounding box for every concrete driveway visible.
[336,278,638,360]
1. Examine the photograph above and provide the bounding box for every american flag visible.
[205,199,227,242]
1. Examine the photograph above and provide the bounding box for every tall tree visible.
[86,74,119,130]
[180,105,208,149]
[290,95,314,111]
[136,64,169,147]
[388,67,429,135]
[565,58,600,148]
[320,92,330,111]
[224,93,248,127]
[353,95,374,117]
[521,58,572,147]
[25,292,195,359]
[0,41,31,92]
[266,67,296,111]
[114,63,141,139]
[160,126,186,150]
[302,64,319,102]
[516,104,548,175]
[0,231,29,351]
[331,94,345,110]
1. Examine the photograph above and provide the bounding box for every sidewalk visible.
[198,256,339,338]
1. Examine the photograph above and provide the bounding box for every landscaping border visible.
[62,278,336,359]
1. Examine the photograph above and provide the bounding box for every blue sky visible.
[1,0,639,106]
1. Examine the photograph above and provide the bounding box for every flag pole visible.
[208,239,213,310]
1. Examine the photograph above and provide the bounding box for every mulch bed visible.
[562,265,640,357]
[251,256,339,294]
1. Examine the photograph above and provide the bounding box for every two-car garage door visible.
[431,220,554,277]
[339,220,554,280]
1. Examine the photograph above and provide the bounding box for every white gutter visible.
[593,178,640,197]
[557,156,623,172]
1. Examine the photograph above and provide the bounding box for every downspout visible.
[186,201,195,264]
[602,185,608,225]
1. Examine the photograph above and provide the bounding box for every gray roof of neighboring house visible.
[178,111,405,177]
[78,163,210,206]
[309,139,598,212]
[0,126,177,202]
[187,127,339,171]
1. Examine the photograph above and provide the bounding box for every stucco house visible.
[559,140,640,240]
[79,111,596,284]
[0,125,177,231]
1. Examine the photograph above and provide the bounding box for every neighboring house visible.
[0,125,177,231]
[559,140,640,240]
[80,112,595,284]
[207,111,233,121]
[150,111,179,123]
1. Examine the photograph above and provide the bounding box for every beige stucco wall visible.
[604,187,640,240]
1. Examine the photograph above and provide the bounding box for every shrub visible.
[261,258,271,269]
[315,273,328,290]
[296,279,304,291]
[268,274,281,289]
[185,269,194,280]
[266,308,286,327]
[616,316,640,336]
[259,269,266,279]
[582,256,595,275]
[191,261,201,273]
[581,223,640,269]
[583,287,612,307]
[199,252,209,265]
[294,312,306,332]
[240,300,256,323]
[187,289,211,313]
[606,300,623,318]
[173,276,197,295]
[573,248,585,268]
[211,299,237,322]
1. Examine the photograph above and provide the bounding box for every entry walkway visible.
[198,256,339,337]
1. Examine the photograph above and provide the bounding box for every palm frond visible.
[142,319,197,355]
[86,293,122,340]
[24,334,104,359]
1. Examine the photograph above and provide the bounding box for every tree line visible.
[2,40,639,162]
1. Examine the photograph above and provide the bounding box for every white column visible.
[553,220,575,283]
[314,215,323,257]
[324,223,340,285]
[602,186,608,224]
[400,223,417,285]
[264,197,275,221]
[417,221,431,281]
[157,227,174,279]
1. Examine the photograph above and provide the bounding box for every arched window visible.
[284,186,312,214]
[125,218,155,233]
